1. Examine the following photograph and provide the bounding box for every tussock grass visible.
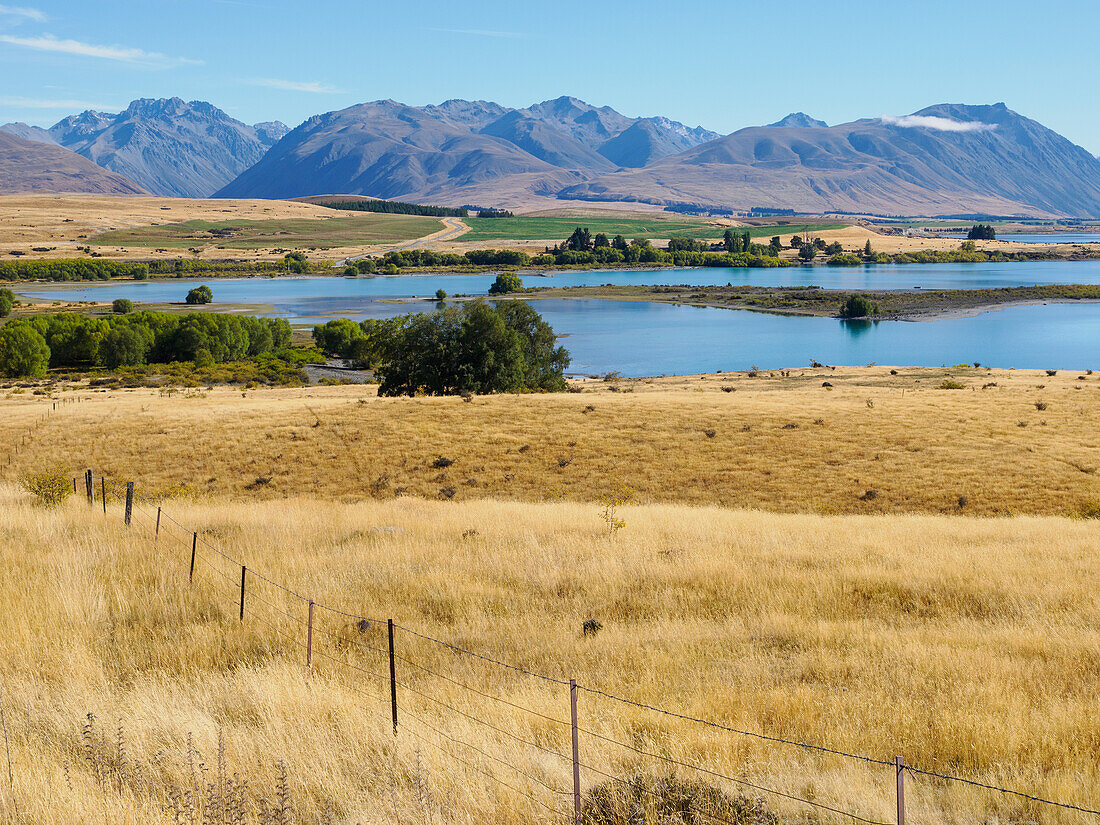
[5,366,1098,515]
[0,487,1097,823]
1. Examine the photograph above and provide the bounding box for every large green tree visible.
[0,322,50,378]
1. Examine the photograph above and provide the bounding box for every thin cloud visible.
[428,27,524,38]
[0,33,202,67]
[0,4,46,22]
[881,114,996,133]
[0,95,118,110]
[245,77,342,94]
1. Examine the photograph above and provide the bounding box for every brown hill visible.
[0,131,146,195]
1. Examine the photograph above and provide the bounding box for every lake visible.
[20,262,1100,375]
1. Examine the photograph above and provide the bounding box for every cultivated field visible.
[3,367,1098,516]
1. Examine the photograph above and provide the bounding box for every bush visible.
[827,253,863,267]
[582,774,773,825]
[0,287,13,317]
[0,322,50,377]
[435,289,447,301]
[939,378,966,389]
[185,285,213,305]
[111,298,134,314]
[488,271,523,295]
[839,294,879,318]
[20,465,73,507]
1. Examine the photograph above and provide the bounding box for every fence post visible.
[239,566,247,621]
[896,756,906,825]
[73,477,77,494]
[306,601,314,671]
[388,619,398,736]
[155,507,161,542]
[189,532,197,582]
[85,469,93,505]
[101,477,106,515]
[124,482,133,526]
[570,679,581,825]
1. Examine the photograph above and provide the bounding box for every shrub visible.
[111,298,134,314]
[839,294,879,318]
[827,253,863,267]
[1074,500,1100,519]
[0,322,50,377]
[185,285,213,305]
[0,287,13,317]
[20,465,73,507]
[435,289,447,301]
[488,271,523,295]
[582,774,772,825]
[939,378,966,389]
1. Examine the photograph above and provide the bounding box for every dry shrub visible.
[20,464,72,507]
[581,774,773,825]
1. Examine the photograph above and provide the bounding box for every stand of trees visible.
[0,311,292,377]
[0,260,149,282]
[313,300,570,396]
[319,199,469,218]
[967,224,997,240]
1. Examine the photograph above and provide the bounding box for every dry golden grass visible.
[4,366,1099,516]
[0,484,1097,824]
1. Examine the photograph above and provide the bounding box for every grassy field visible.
[461,217,848,244]
[90,214,445,250]
[3,367,1098,516]
[0,484,1096,824]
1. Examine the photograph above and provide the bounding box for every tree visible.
[790,235,803,249]
[284,252,309,274]
[343,265,358,276]
[967,223,996,240]
[435,289,447,302]
[839,294,879,318]
[0,322,50,378]
[565,227,593,252]
[798,244,817,261]
[0,287,14,318]
[488,272,523,295]
[185,285,213,305]
[863,239,874,258]
[101,325,150,368]
[722,229,739,254]
[825,242,843,255]
[742,231,751,253]
[667,236,703,253]
[593,233,610,248]
[813,237,827,251]
[611,235,628,251]
[493,300,570,392]
[312,318,365,358]
[112,298,134,314]
[769,236,783,253]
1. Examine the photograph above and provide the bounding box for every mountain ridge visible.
[0,130,147,195]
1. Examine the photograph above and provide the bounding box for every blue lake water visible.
[19,263,1100,375]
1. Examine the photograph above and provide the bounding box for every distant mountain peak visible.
[768,112,828,128]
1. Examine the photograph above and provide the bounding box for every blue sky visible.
[2,0,1099,152]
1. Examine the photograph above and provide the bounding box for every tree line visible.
[312,300,569,396]
[319,199,469,218]
[0,259,150,282]
[0,311,292,378]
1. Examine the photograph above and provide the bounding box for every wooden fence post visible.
[571,679,581,825]
[896,756,906,825]
[239,567,247,621]
[85,470,93,505]
[388,619,398,736]
[101,477,106,515]
[155,507,161,542]
[306,601,314,671]
[124,482,133,526]
[189,532,197,582]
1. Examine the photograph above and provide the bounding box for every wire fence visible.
[58,470,1100,824]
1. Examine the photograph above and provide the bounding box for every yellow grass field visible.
[0,485,1097,825]
[3,366,1098,516]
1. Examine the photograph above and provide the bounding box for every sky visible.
[2,0,1100,152]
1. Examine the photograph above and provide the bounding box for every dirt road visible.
[339,216,468,265]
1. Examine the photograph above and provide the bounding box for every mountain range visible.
[3,99,287,198]
[0,130,146,195]
[4,97,1100,217]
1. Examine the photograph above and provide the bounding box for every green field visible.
[461,216,846,243]
[91,214,444,250]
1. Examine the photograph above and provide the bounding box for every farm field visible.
[459,216,845,243]
[90,214,445,250]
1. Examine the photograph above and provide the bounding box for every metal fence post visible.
[124,482,133,526]
[896,756,906,825]
[189,532,197,582]
[306,601,315,671]
[388,619,398,736]
[571,679,581,825]
[239,566,247,621]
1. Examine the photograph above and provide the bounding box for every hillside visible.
[49,98,289,198]
[0,131,146,195]
[561,103,1100,217]
[215,96,719,204]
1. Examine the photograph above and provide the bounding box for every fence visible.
[64,469,1100,825]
